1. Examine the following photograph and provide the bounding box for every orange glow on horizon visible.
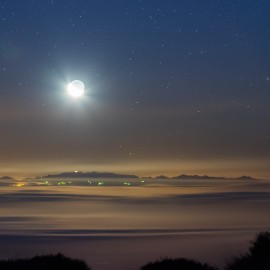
[1,157,270,180]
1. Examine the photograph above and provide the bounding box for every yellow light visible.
[13,183,25,187]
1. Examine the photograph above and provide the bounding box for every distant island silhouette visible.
[28,171,257,181]
[38,171,138,179]
[0,176,15,180]
[1,172,261,182]
[172,174,255,181]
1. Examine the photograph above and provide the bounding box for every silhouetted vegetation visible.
[140,258,217,270]
[225,231,270,270]
[0,232,270,270]
[140,231,270,270]
[0,253,91,270]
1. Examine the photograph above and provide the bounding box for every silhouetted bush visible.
[226,231,270,270]
[1,232,270,270]
[140,258,217,270]
[0,253,91,270]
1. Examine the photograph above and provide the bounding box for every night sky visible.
[1,0,270,179]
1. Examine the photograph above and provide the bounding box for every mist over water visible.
[0,178,270,270]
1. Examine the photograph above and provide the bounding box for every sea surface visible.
[0,178,270,270]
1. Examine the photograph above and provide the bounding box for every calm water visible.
[0,178,270,270]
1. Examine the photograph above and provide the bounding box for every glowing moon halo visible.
[67,80,85,98]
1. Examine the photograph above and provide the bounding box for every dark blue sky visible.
[1,0,270,178]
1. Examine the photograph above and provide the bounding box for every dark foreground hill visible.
[139,231,270,270]
[0,253,91,270]
[0,232,269,270]
[140,258,217,270]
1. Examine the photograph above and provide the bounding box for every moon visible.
[67,80,85,98]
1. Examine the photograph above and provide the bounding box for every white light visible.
[67,80,85,97]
